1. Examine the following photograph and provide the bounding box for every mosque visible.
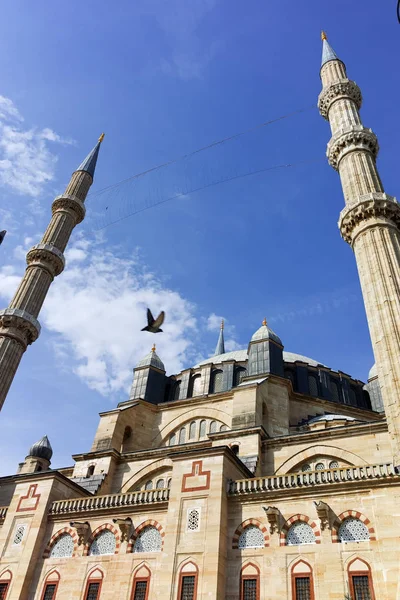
[0,33,400,600]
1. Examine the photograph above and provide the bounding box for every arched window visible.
[40,571,60,600]
[134,526,162,553]
[178,562,198,600]
[220,424,228,432]
[145,480,153,490]
[329,460,339,468]
[330,379,340,402]
[209,421,217,434]
[301,463,312,472]
[348,558,375,600]
[83,569,103,600]
[234,367,247,387]
[287,522,316,546]
[199,420,206,437]
[209,370,223,394]
[285,369,296,389]
[35,464,43,472]
[308,374,319,397]
[238,525,265,549]
[89,530,116,556]
[188,375,202,398]
[49,533,74,558]
[131,565,151,600]
[156,479,165,489]
[291,560,315,600]
[169,433,176,446]
[121,426,132,453]
[179,427,186,444]
[0,571,12,600]
[173,381,181,401]
[240,563,260,600]
[86,465,95,478]
[338,518,370,543]
[315,462,325,471]
[189,421,196,439]
[167,478,172,488]
[349,387,357,406]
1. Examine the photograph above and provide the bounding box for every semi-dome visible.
[136,345,165,371]
[250,319,282,346]
[368,363,377,380]
[29,435,53,461]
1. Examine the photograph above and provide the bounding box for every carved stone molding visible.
[70,521,90,545]
[0,308,41,347]
[113,517,133,542]
[263,505,282,535]
[318,79,362,120]
[338,193,400,244]
[314,500,331,531]
[327,126,378,170]
[52,194,86,224]
[26,244,65,278]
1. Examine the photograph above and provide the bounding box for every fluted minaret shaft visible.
[0,136,104,410]
[318,34,400,463]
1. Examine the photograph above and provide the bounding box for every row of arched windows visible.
[239,557,375,600]
[168,419,229,446]
[172,366,247,401]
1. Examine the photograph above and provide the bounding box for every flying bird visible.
[141,308,165,333]
[0,230,6,246]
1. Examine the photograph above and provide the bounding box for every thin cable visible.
[88,105,316,198]
[94,156,324,231]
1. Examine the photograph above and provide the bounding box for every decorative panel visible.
[89,530,116,555]
[50,533,74,558]
[134,526,162,553]
[238,525,264,549]
[338,518,370,542]
[287,522,316,545]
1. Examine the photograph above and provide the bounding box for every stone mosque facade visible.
[0,34,400,600]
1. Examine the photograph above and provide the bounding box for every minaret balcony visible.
[318,79,362,120]
[52,194,86,224]
[0,308,41,347]
[327,125,378,170]
[26,244,65,278]
[338,193,400,244]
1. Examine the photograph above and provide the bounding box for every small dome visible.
[368,363,377,380]
[29,435,53,461]
[251,319,282,346]
[136,345,165,371]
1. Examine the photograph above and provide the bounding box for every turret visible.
[18,435,53,474]
[247,319,284,378]
[130,344,167,404]
[0,135,105,411]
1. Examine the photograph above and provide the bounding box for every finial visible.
[98,133,105,143]
[221,319,224,330]
[262,318,267,326]
[151,343,156,353]
[321,31,327,41]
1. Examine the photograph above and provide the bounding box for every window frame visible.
[130,576,150,600]
[348,560,376,600]
[291,564,315,600]
[0,582,10,600]
[40,581,59,600]
[83,579,102,600]
[177,568,198,600]
[240,571,260,600]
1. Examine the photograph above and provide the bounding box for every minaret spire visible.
[320,31,340,68]
[0,136,105,410]
[214,319,225,355]
[318,34,400,464]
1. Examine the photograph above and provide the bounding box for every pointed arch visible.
[0,568,12,600]
[177,560,198,600]
[130,564,151,600]
[43,526,79,558]
[240,562,260,600]
[127,520,165,553]
[0,570,12,582]
[290,559,315,600]
[83,568,104,600]
[275,445,367,474]
[347,557,376,600]
[83,523,120,556]
[232,519,269,549]
[280,514,321,546]
[39,570,60,600]
[331,510,375,543]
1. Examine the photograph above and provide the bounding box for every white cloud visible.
[0,237,198,398]
[206,312,243,354]
[207,312,224,331]
[0,95,74,197]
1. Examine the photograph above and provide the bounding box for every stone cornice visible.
[0,469,91,496]
[338,193,400,244]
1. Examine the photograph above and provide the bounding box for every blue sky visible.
[0,0,398,475]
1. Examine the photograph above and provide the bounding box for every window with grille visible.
[209,420,217,434]
[85,582,100,600]
[308,375,318,397]
[315,462,325,470]
[329,460,339,468]
[169,433,176,446]
[294,576,311,600]
[339,518,370,542]
[238,525,264,549]
[242,578,257,600]
[286,522,316,545]
[0,583,9,600]
[199,420,206,437]
[352,575,372,600]
[301,463,312,472]
[173,381,181,401]
[49,533,74,558]
[234,367,247,387]
[188,375,202,398]
[156,479,164,488]
[179,427,186,444]
[43,584,57,600]
[330,379,340,402]
[189,421,196,439]
[180,576,196,600]
[134,526,162,553]
[145,480,153,490]
[89,530,116,556]
[349,388,357,405]
[13,524,26,545]
[210,370,223,394]
[220,424,228,432]
[133,580,148,600]
[187,508,200,532]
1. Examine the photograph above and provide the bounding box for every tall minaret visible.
[214,319,225,355]
[318,32,400,463]
[0,135,104,410]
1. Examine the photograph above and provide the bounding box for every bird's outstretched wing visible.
[153,311,165,328]
[147,308,154,326]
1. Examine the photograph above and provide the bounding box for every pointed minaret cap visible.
[29,435,53,461]
[214,319,226,356]
[321,31,340,67]
[136,344,165,371]
[251,318,282,346]
[75,133,105,178]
